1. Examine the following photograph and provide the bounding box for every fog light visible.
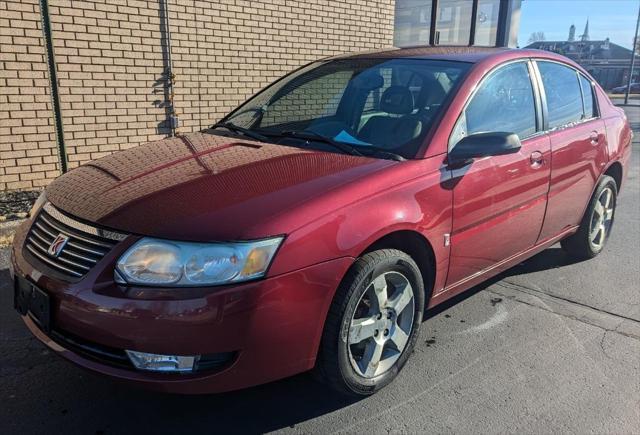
[125,350,198,372]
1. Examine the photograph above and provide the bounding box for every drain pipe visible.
[162,0,179,136]
[39,0,68,173]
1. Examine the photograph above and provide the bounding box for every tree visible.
[528,32,546,44]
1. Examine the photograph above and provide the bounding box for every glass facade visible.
[474,0,501,46]
[394,0,433,47]
[394,0,513,47]
[435,0,473,45]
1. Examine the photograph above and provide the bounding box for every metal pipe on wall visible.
[160,0,179,136]
[39,0,68,173]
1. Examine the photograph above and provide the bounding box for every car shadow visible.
[97,370,360,433]
[0,246,587,433]
[424,247,587,320]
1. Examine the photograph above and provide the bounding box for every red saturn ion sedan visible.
[10,47,632,395]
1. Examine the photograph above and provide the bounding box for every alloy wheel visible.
[589,186,614,250]
[347,271,415,378]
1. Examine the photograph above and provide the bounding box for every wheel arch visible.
[604,160,623,192]
[360,230,437,303]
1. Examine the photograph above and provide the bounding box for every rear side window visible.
[537,61,584,129]
[450,61,537,147]
[579,74,597,119]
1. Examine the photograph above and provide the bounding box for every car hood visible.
[45,132,394,241]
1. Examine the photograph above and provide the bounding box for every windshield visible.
[218,58,471,159]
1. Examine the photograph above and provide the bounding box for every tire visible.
[561,175,617,259]
[315,249,425,396]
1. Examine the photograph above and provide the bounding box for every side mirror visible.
[448,131,522,167]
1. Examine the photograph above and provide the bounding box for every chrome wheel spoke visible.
[389,283,413,314]
[597,223,606,243]
[604,208,614,222]
[593,201,605,220]
[602,189,612,209]
[372,275,388,310]
[590,223,602,241]
[590,222,606,246]
[349,316,381,344]
[390,327,409,351]
[361,340,385,377]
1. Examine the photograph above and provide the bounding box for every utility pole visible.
[624,3,640,105]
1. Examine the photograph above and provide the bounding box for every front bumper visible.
[10,219,353,394]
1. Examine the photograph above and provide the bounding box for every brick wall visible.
[0,0,60,191]
[0,0,395,191]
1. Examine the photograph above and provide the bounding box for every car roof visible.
[327,46,575,66]
[329,46,507,63]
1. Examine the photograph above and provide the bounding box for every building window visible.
[394,0,432,47]
[393,0,508,47]
[474,0,501,46]
[435,0,473,45]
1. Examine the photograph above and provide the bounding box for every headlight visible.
[29,191,47,217]
[115,237,283,286]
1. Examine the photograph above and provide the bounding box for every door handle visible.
[530,151,544,168]
[590,131,599,145]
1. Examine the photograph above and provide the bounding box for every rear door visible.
[534,61,608,240]
[445,60,551,286]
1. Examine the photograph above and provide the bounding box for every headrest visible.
[351,70,384,91]
[380,86,414,115]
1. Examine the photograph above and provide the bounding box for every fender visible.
[269,155,453,295]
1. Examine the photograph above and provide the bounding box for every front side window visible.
[537,61,584,129]
[222,58,471,159]
[450,61,537,147]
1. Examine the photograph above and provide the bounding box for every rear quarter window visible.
[579,74,597,119]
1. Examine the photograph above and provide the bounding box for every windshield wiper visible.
[210,122,270,143]
[278,130,364,157]
[359,146,406,162]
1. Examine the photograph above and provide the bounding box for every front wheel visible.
[315,249,425,396]
[561,175,617,259]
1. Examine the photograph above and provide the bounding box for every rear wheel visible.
[315,249,425,396]
[561,175,617,259]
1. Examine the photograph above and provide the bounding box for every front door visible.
[445,61,551,287]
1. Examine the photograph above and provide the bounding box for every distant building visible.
[525,22,636,90]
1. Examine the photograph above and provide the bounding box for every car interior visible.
[226,59,468,159]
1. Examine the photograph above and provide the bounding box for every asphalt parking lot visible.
[1,109,638,434]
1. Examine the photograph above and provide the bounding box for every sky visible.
[517,0,639,49]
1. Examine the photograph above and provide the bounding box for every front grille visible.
[25,202,127,279]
